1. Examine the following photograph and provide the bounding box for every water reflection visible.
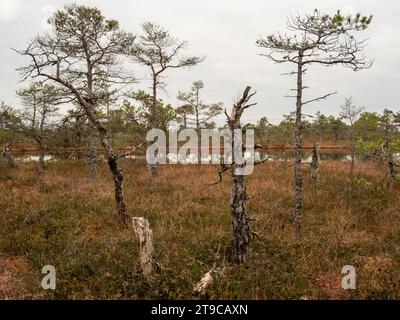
[14,150,354,163]
[17,155,55,162]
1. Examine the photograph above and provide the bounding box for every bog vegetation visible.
[0,4,399,299]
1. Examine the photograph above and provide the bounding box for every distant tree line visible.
[254,107,400,147]
[1,98,399,150]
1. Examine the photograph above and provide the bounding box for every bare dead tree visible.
[310,142,320,181]
[227,87,256,263]
[257,9,373,239]
[339,97,365,177]
[129,22,204,175]
[209,86,263,263]
[1,144,16,167]
[15,4,137,226]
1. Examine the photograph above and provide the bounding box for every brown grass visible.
[0,158,399,299]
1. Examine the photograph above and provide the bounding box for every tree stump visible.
[193,270,213,296]
[132,217,154,276]
[310,142,320,181]
[1,144,16,167]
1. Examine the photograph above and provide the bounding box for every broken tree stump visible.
[193,270,214,296]
[1,144,16,167]
[132,217,154,276]
[310,142,320,181]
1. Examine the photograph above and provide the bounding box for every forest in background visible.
[1,100,400,153]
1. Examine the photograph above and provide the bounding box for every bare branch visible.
[206,164,231,186]
[114,142,145,161]
[302,92,337,106]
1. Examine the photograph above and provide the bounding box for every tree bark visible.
[109,156,130,226]
[132,217,154,276]
[227,86,255,263]
[230,168,251,263]
[294,56,303,240]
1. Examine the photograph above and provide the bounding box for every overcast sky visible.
[0,0,399,124]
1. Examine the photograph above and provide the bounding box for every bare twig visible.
[302,92,338,106]
[206,164,231,186]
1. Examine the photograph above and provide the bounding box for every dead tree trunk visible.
[226,86,257,264]
[1,144,16,167]
[294,56,303,240]
[383,141,398,189]
[132,217,154,276]
[108,156,130,225]
[87,124,98,180]
[230,170,251,263]
[310,142,320,181]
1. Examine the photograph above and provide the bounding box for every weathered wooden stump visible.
[1,144,16,167]
[193,270,213,296]
[132,217,154,276]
